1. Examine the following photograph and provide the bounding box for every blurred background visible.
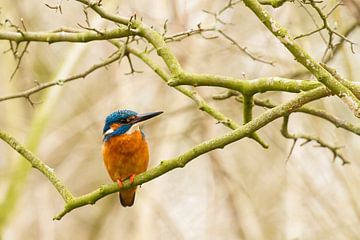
[0,0,360,239]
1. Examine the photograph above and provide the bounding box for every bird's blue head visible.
[103,109,163,142]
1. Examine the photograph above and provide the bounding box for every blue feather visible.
[103,109,138,141]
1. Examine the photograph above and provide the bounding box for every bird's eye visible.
[126,116,136,123]
[121,116,136,124]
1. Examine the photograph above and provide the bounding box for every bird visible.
[102,109,163,207]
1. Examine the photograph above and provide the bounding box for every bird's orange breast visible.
[102,130,149,182]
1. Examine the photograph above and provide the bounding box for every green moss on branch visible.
[258,0,290,8]
[0,27,134,43]
[0,131,73,202]
[169,72,325,94]
[242,0,360,117]
[53,86,329,220]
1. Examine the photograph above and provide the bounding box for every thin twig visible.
[233,95,360,135]
[0,48,126,103]
[281,115,350,165]
[218,30,275,65]
[10,41,30,80]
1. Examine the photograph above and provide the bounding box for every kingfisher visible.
[102,109,163,207]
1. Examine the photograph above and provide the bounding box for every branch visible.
[10,41,30,80]
[235,95,360,135]
[198,0,275,65]
[164,26,217,43]
[111,40,269,147]
[0,85,328,220]
[296,0,327,44]
[242,94,267,146]
[287,21,359,78]
[213,89,360,139]
[73,0,183,76]
[169,73,335,94]
[217,30,275,65]
[242,0,360,118]
[0,0,356,223]
[320,63,360,99]
[0,47,125,103]
[0,27,135,43]
[0,131,74,202]
[258,0,293,8]
[114,41,268,148]
[47,86,334,219]
[281,115,350,165]
[218,0,242,15]
[295,1,356,61]
[161,1,274,67]
[116,42,235,126]
[74,0,129,25]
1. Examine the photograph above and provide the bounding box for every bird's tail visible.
[119,188,136,207]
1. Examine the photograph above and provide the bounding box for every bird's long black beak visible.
[132,111,163,124]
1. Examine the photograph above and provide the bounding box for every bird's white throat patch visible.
[104,128,114,136]
[103,124,140,138]
[126,124,140,134]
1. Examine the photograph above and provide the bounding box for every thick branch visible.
[0,131,74,202]
[75,0,183,76]
[242,96,360,135]
[242,0,360,117]
[54,86,329,220]
[0,27,134,43]
[242,94,266,145]
[214,92,360,136]
[116,42,268,148]
[169,73,328,94]
[258,0,291,8]
[0,0,355,223]
[119,43,237,128]
[286,22,359,79]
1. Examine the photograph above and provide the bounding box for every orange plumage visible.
[102,129,149,206]
[101,110,162,207]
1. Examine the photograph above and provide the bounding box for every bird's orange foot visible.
[129,174,135,185]
[117,179,123,188]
